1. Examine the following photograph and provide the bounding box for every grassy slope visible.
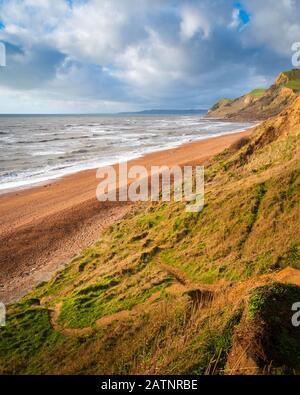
[1,98,300,375]
[248,88,266,97]
[207,69,300,120]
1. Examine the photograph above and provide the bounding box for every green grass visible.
[0,307,63,374]
[281,69,300,92]
[248,283,300,318]
[282,69,300,81]
[248,88,266,97]
[247,282,300,373]
[286,80,300,93]
[0,106,299,374]
[58,274,172,328]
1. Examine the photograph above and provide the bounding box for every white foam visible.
[0,116,257,194]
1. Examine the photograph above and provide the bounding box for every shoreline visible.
[0,128,254,303]
[0,127,253,196]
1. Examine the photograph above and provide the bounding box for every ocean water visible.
[0,114,254,192]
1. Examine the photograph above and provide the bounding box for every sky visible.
[0,0,299,114]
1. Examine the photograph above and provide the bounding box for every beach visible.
[0,128,253,303]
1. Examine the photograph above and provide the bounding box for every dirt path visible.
[0,129,253,304]
[47,261,219,336]
[49,302,93,336]
[159,263,191,285]
[48,290,163,335]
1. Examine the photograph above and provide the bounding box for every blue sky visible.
[0,0,299,114]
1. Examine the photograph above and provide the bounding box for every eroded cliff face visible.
[207,69,300,121]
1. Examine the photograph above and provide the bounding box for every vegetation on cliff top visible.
[207,69,300,121]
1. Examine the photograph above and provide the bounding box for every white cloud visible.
[243,0,300,56]
[51,0,128,64]
[111,29,188,93]
[228,8,240,29]
[0,0,300,113]
[0,83,136,114]
[180,5,210,40]
[0,0,68,46]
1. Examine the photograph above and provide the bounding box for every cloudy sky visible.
[0,0,299,113]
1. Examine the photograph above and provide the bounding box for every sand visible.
[0,129,253,303]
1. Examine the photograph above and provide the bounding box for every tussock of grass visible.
[233,283,300,374]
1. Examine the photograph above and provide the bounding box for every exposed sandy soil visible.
[0,129,253,304]
[207,70,300,122]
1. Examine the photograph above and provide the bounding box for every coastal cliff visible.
[207,69,300,121]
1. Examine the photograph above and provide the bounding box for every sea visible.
[0,113,254,192]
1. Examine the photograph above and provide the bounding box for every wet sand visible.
[0,129,253,303]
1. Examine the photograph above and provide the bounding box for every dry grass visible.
[1,96,300,374]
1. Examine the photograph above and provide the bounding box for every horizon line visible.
[0,109,209,116]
